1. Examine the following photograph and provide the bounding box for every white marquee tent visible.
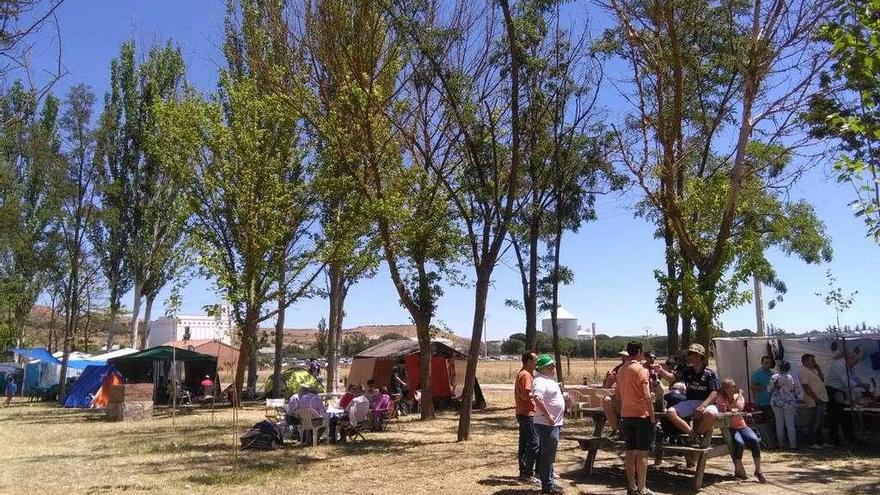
[713,334,880,404]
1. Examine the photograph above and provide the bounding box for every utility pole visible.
[753,276,766,336]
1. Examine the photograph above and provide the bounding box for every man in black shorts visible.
[617,341,656,495]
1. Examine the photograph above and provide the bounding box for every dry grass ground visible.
[1,390,877,495]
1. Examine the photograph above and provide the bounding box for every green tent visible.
[264,367,324,397]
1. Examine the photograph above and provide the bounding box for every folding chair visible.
[382,398,401,431]
[340,398,371,442]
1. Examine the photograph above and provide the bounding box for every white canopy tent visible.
[713,334,880,405]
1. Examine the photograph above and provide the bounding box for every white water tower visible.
[540,306,579,340]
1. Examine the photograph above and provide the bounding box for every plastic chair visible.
[265,398,285,419]
[296,408,328,446]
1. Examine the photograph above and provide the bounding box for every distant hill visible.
[263,323,472,351]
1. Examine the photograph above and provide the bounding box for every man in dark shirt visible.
[658,343,720,440]
[390,358,409,415]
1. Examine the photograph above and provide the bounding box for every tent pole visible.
[172,346,177,439]
[744,340,751,405]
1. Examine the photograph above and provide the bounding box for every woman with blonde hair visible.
[713,378,766,483]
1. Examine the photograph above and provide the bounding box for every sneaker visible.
[517,476,540,485]
[626,488,639,495]
[755,472,767,484]
[640,489,658,495]
[809,443,823,450]
[821,442,835,448]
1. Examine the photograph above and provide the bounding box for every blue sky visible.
[23,1,879,340]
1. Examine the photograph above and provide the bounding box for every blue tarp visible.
[68,359,106,369]
[12,347,60,364]
[62,364,120,408]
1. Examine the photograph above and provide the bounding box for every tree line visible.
[1,0,877,441]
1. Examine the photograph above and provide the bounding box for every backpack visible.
[240,420,282,450]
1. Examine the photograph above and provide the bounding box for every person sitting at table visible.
[339,389,370,442]
[711,378,766,483]
[664,382,687,408]
[657,343,720,444]
[339,385,356,410]
[373,387,392,425]
[365,379,380,408]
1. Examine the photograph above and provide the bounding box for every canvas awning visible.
[353,339,467,360]
[108,346,217,364]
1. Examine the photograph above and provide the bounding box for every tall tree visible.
[56,84,98,399]
[155,0,323,402]
[601,0,836,347]
[92,54,134,350]
[94,41,189,350]
[0,82,63,348]
[305,0,382,395]
[388,0,526,439]
[806,0,880,242]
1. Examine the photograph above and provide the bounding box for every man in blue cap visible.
[531,353,565,494]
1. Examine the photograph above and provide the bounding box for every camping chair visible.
[296,408,328,447]
[375,398,400,431]
[340,399,371,443]
[265,398,286,419]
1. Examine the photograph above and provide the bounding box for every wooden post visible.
[591,322,598,382]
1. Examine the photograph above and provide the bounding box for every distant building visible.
[148,308,234,348]
[540,306,579,340]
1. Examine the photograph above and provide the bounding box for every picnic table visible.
[569,409,738,491]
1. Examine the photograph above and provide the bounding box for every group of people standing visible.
[751,350,870,449]
[514,341,874,495]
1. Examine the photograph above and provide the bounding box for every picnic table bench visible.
[569,408,738,491]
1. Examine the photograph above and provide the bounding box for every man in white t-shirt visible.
[531,353,565,494]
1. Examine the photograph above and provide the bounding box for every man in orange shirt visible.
[617,341,656,495]
[514,351,539,485]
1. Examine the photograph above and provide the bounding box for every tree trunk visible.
[693,272,719,348]
[247,341,258,398]
[524,209,540,350]
[415,316,435,420]
[128,280,143,349]
[326,263,346,394]
[47,298,58,353]
[550,215,563,381]
[232,313,258,407]
[105,305,118,352]
[139,294,155,350]
[456,269,491,441]
[272,277,286,399]
[663,224,680,355]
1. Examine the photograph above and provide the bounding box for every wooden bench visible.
[569,414,739,491]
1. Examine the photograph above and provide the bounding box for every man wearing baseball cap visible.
[657,343,720,446]
[531,353,565,494]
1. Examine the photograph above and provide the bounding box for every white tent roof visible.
[88,347,138,361]
[52,351,92,360]
[541,306,576,320]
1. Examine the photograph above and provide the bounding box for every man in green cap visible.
[531,353,565,494]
